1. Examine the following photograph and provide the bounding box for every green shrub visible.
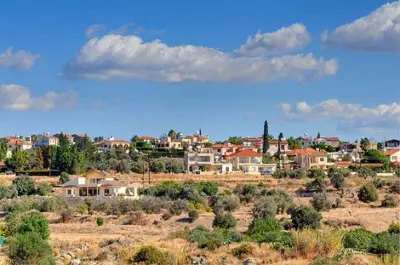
[370,232,400,255]
[212,213,237,229]
[133,245,170,264]
[372,177,385,189]
[311,192,332,212]
[306,177,327,193]
[127,211,147,225]
[309,257,340,265]
[252,197,278,220]
[258,230,293,247]
[196,181,218,196]
[188,210,199,223]
[36,182,52,196]
[330,172,345,190]
[381,194,398,208]
[390,180,400,194]
[6,232,54,265]
[215,229,243,244]
[357,167,377,179]
[358,183,378,203]
[40,196,67,212]
[388,222,400,235]
[328,167,350,178]
[212,195,240,214]
[96,217,104,226]
[233,184,259,203]
[188,226,223,251]
[12,175,36,196]
[59,172,70,184]
[6,210,50,240]
[75,202,88,214]
[161,212,173,221]
[308,168,325,179]
[291,206,322,230]
[265,189,294,214]
[0,184,18,199]
[231,243,253,259]
[342,228,373,251]
[247,218,281,241]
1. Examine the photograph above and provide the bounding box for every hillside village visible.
[1,122,399,177]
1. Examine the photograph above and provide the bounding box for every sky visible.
[0,0,399,142]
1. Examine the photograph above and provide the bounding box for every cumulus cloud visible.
[85,24,107,38]
[63,34,337,83]
[0,84,78,111]
[235,23,311,57]
[322,1,400,52]
[280,99,400,132]
[0,48,40,70]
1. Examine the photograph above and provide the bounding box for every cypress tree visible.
[262,121,269,154]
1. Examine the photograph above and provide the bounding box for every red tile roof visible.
[7,139,32,146]
[0,161,5,167]
[383,150,400,156]
[268,139,288,144]
[212,144,242,149]
[139,136,157,140]
[227,149,263,158]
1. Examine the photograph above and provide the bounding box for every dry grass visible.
[291,229,344,259]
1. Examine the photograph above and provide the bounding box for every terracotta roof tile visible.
[383,150,400,156]
[227,149,263,158]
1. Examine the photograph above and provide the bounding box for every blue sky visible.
[0,0,399,142]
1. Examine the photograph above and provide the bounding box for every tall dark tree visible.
[35,148,44,170]
[262,120,269,154]
[277,132,284,157]
[317,132,321,139]
[0,140,7,161]
[199,128,202,136]
[93,136,104,143]
[168,130,177,140]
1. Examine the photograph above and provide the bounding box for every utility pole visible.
[148,153,151,185]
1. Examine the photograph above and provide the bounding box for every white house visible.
[36,133,59,147]
[95,137,130,153]
[62,170,141,198]
[383,150,400,163]
[267,139,290,156]
[226,149,276,174]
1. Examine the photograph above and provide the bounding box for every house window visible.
[67,189,71,195]
[104,188,110,195]
[320,158,325,162]
[281,145,284,150]
[392,156,397,161]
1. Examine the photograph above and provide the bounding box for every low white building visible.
[95,137,131,153]
[36,133,59,147]
[62,170,141,198]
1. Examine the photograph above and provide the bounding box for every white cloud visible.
[235,23,311,56]
[0,47,40,70]
[322,1,400,52]
[63,34,337,83]
[0,84,78,111]
[280,99,400,132]
[85,24,107,38]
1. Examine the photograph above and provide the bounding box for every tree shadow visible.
[176,217,191,223]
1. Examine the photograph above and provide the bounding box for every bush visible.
[291,206,322,230]
[40,196,67,212]
[264,189,294,214]
[215,229,243,244]
[196,181,218,196]
[212,213,237,229]
[167,200,187,215]
[188,210,199,223]
[233,184,259,203]
[0,184,18,199]
[328,167,350,178]
[370,232,400,255]
[306,177,327,193]
[74,202,88,214]
[252,197,278,220]
[308,168,325,179]
[330,172,345,190]
[358,183,378,203]
[96,216,104,226]
[381,194,398,208]
[133,245,170,265]
[140,197,163,214]
[388,222,400,234]
[6,210,50,240]
[150,159,166,173]
[357,167,377,178]
[212,195,240,214]
[127,211,147,225]
[59,172,70,184]
[309,257,340,265]
[36,182,52,196]
[231,243,254,259]
[12,175,36,196]
[390,180,400,194]
[161,212,173,221]
[188,226,223,251]
[372,177,385,189]
[247,218,281,242]
[342,228,373,251]
[6,232,54,265]
[311,193,332,212]
[60,210,73,223]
